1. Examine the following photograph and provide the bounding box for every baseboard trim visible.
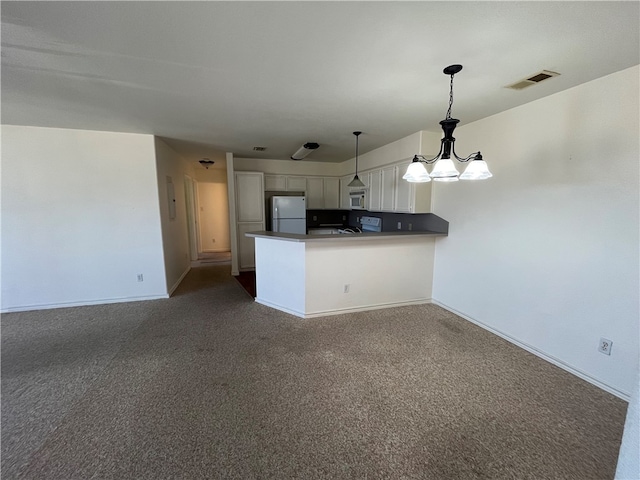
[1,294,170,314]
[255,298,305,318]
[255,298,432,319]
[304,299,432,319]
[168,266,191,296]
[432,299,631,402]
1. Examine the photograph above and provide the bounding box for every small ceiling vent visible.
[253,146,267,151]
[506,70,560,90]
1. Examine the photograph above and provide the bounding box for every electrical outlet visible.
[343,284,350,293]
[137,274,144,282]
[313,215,318,221]
[598,338,612,355]
[408,223,413,231]
[397,222,402,230]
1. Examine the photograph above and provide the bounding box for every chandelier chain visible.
[445,74,455,120]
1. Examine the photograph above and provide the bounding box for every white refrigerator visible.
[271,196,306,234]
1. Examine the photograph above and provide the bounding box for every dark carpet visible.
[1,265,628,479]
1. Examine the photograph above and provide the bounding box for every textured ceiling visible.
[2,1,638,164]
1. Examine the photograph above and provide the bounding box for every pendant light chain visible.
[445,73,455,120]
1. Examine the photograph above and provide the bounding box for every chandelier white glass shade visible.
[403,64,492,183]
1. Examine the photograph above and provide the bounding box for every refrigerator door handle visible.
[274,206,278,232]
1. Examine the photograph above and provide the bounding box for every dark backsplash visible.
[306,209,350,228]
[306,209,448,234]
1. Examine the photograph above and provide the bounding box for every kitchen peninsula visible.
[246,229,447,318]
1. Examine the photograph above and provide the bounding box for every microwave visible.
[349,190,366,210]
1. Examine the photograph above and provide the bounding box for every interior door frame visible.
[183,174,199,261]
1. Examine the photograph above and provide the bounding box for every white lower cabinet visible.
[237,222,263,269]
[235,172,265,271]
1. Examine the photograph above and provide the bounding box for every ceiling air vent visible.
[253,146,266,151]
[506,70,560,90]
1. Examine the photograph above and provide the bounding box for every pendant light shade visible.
[347,131,365,187]
[348,175,365,188]
[404,65,492,183]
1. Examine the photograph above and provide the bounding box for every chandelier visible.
[403,64,492,183]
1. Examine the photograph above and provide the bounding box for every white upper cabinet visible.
[340,175,353,209]
[264,175,286,191]
[305,177,324,209]
[367,170,382,212]
[235,172,265,222]
[323,177,340,209]
[394,165,413,213]
[351,161,432,213]
[380,166,396,212]
[286,176,307,192]
[264,174,309,192]
[266,174,343,209]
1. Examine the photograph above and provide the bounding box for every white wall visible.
[432,66,639,397]
[154,138,194,293]
[1,126,167,311]
[194,168,230,252]
[255,237,306,316]
[305,237,435,316]
[254,236,436,318]
[357,131,423,171]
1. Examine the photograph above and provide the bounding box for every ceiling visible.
[2,2,638,166]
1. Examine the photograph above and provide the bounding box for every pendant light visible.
[403,64,492,183]
[347,131,365,187]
